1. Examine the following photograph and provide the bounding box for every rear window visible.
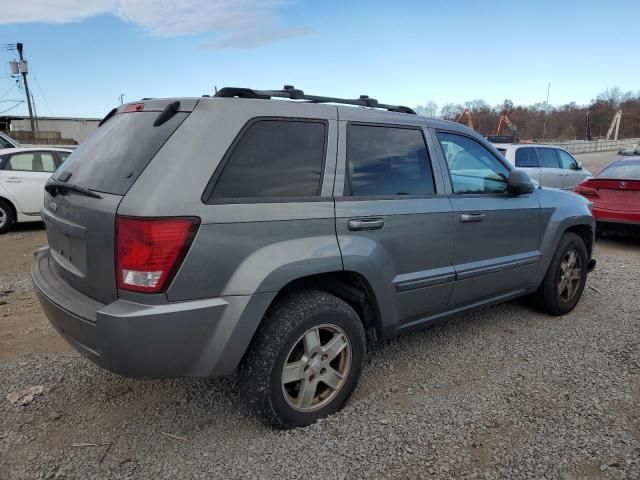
[515,147,539,168]
[52,111,188,195]
[206,119,327,201]
[599,161,640,180]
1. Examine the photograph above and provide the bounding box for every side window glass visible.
[514,147,540,168]
[0,137,13,149]
[57,151,71,165]
[40,153,56,172]
[538,148,560,168]
[557,150,578,170]
[8,153,35,171]
[437,132,510,194]
[347,125,435,196]
[209,119,326,200]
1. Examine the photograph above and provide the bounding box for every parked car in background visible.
[0,132,20,149]
[0,147,72,233]
[617,144,640,156]
[33,88,595,428]
[495,144,591,189]
[575,157,640,235]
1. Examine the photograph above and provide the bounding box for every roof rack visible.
[213,85,416,115]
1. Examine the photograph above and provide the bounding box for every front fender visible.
[535,188,595,285]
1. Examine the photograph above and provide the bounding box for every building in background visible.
[0,115,100,145]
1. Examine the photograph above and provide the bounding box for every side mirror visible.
[507,169,535,195]
[576,161,583,170]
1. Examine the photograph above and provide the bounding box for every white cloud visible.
[0,0,311,48]
[0,0,117,24]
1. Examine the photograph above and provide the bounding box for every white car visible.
[0,147,72,233]
[0,132,20,149]
[494,143,591,190]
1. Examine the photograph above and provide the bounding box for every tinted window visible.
[599,161,640,180]
[438,132,510,194]
[5,152,56,172]
[538,148,560,168]
[515,147,540,168]
[53,111,188,195]
[210,120,326,199]
[557,149,578,170]
[347,125,435,196]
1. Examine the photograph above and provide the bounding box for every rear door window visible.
[207,119,327,201]
[346,124,435,196]
[537,148,561,168]
[515,147,540,168]
[6,151,56,172]
[52,111,189,195]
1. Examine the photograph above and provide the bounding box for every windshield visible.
[52,111,188,195]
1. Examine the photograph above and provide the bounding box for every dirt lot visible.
[1,205,639,479]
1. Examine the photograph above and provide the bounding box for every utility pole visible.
[16,43,36,132]
[542,82,550,142]
[118,94,124,105]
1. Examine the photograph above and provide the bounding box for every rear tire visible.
[239,290,366,429]
[0,200,15,235]
[530,232,588,315]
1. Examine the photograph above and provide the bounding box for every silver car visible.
[32,87,596,428]
[496,144,591,189]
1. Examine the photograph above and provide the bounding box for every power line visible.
[0,83,16,100]
[30,66,52,115]
[0,100,24,114]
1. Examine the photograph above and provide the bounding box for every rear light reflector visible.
[116,216,200,293]
[574,185,600,198]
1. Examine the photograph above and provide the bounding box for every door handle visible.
[5,177,22,183]
[460,213,486,223]
[348,218,384,231]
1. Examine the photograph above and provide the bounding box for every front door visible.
[0,151,56,214]
[557,149,589,189]
[435,131,542,306]
[334,118,455,328]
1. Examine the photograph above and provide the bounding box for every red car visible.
[574,157,640,233]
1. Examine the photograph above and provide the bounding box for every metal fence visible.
[546,138,640,154]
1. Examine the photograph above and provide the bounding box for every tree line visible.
[414,87,640,141]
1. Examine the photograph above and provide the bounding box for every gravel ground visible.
[1,228,639,480]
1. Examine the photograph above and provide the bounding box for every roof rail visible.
[213,85,416,115]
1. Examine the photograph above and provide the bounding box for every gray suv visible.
[33,87,596,428]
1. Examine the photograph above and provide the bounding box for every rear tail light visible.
[574,185,600,198]
[116,216,200,293]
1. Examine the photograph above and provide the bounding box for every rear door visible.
[557,149,589,189]
[537,147,564,188]
[42,100,197,304]
[435,131,541,306]
[513,146,542,183]
[0,150,56,214]
[334,111,455,328]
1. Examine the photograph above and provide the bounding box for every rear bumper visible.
[32,247,274,378]
[593,208,640,225]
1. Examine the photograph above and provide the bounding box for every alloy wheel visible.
[557,249,582,302]
[281,324,352,412]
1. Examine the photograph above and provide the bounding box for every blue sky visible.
[1,0,638,118]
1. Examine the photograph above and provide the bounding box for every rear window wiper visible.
[45,181,103,199]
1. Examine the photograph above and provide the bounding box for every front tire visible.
[0,199,15,235]
[531,232,588,315]
[239,290,366,428]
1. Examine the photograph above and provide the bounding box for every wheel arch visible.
[266,271,384,341]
